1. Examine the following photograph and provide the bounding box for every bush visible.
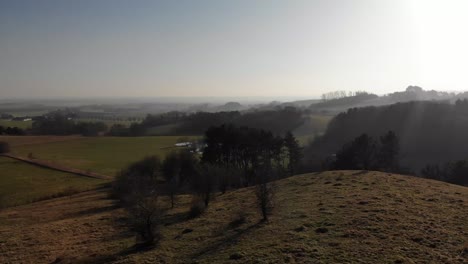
[0,142,10,154]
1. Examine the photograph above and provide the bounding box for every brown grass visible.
[0,171,466,263]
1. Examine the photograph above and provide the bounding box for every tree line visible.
[330,131,399,172]
[0,126,25,135]
[31,113,107,136]
[108,107,305,136]
[421,161,468,186]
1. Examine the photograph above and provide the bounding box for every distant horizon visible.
[1,85,467,103]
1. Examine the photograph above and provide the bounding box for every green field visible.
[0,156,106,208]
[1,136,199,176]
[0,120,33,129]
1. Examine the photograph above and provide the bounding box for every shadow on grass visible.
[190,220,266,260]
[352,170,368,176]
[71,204,120,217]
[75,243,158,264]
[162,211,191,226]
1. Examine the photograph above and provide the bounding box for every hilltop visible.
[0,171,466,263]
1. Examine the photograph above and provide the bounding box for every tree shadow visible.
[352,170,368,176]
[69,204,120,217]
[190,220,265,260]
[162,211,191,226]
[75,243,157,264]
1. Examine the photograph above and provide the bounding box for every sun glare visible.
[410,0,468,91]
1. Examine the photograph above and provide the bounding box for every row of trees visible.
[421,161,468,186]
[0,126,24,135]
[202,125,302,185]
[320,91,371,101]
[31,113,108,136]
[331,131,400,172]
[109,107,305,137]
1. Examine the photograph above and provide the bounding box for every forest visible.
[305,99,468,177]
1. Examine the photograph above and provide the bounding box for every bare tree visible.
[255,168,276,222]
[125,193,165,246]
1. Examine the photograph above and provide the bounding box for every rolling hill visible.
[0,171,466,263]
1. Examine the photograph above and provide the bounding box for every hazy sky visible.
[1,0,468,99]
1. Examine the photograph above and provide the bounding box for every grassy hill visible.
[0,171,466,263]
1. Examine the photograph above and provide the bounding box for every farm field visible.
[0,171,466,263]
[0,156,106,208]
[0,120,33,129]
[0,136,199,176]
[74,118,136,127]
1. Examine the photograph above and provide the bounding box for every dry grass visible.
[0,171,466,263]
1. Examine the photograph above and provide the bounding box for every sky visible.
[1,0,468,99]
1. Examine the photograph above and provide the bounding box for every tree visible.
[192,164,218,207]
[161,152,181,208]
[202,124,294,185]
[178,151,199,185]
[112,156,164,245]
[447,160,468,185]
[112,156,161,201]
[377,131,399,171]
[284,131,302,175]
[254,166,275,221]
[333,134,377,170]
[126,193,165,245]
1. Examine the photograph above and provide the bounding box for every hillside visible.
[0,171,466,263]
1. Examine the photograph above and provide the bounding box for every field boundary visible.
[1,153,112,180]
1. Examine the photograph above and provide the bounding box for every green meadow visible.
[2,136,199,176]
[0,156,106,208]
[0,120,33,129]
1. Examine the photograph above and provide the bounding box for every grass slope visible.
[0,171,466,263]
[0,136,198,176]
[0,157,106,208]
